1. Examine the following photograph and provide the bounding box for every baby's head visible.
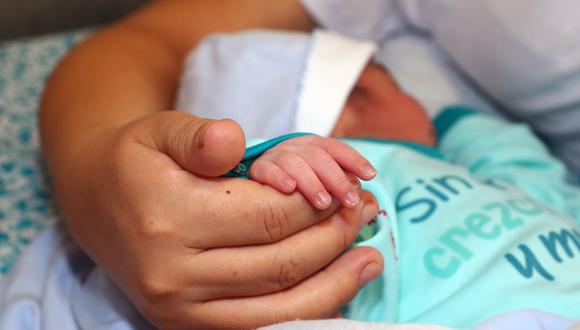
[331,62,436,146]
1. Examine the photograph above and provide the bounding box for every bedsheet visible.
[0,31,88,275]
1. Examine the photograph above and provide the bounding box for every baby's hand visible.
[249,135,377,209]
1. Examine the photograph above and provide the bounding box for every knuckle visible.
[333,175,351,190]
[302,145,325,158]
[258,201,290,243]
[278,151,301,166]
[318,157,340,173]
[327,287,350,312]
[334,226,350,253]
[134,213,176,241]
[172,119,202,158]
[302,175,322,189]
[138,271,179,306]
[261,162,281,181]
[272,249,306,290]
[249,160,266,179]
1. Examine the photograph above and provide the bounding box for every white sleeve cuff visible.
[295,30,377,136]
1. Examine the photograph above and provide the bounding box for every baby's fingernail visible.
[363,164,377,178]
[345,191,360,207]
[281,178,294,190]
[316,192,331,208]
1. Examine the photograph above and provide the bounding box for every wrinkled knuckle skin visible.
[173,119,203,158]
[138,272,180,310]
[333,175,351,190]
[259,202,290,243]
[274,251,306,290]
[335,227,350,255]
[303,176,321,189]
[134,214,176,242]
[250,160,271,181]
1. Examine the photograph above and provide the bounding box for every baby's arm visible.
[437,107,580,219]
[249,135,377,209]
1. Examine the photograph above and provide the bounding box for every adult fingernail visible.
[316,192,331,208]
[363,164,377,179]
[345,191,360,207]
[360,263,382,286]
[361,203,378,227]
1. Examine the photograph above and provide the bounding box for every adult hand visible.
[52,111,382,329]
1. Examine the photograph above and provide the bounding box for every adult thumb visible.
[142,111,246,177]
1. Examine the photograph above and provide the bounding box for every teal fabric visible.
[242,109,580,329]
[348,112,580,329]
[0,31,88,275]
[226,134,442,179]
[433,105,478,140]
[224,132,313,178]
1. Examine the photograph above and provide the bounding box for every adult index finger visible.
[180,190,379,299]
[185,246,384,330]
[181,175,359,248]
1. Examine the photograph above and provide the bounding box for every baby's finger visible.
[298,145,360,208]
[272,152,332,210]
[249,159,296,194]
[313,138,377,181]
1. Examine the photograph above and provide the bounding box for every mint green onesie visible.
[227,107,580,329]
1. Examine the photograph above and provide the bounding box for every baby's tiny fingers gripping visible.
[249,158,296,194]
[292,144,361,208]
[270,151,333,210]
[314,138,377,181]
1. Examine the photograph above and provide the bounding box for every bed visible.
[0,31,88,274]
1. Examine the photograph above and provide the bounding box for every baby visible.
[226,62,580,328]
[246,62,435,210]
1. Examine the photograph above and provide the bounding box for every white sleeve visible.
[299,0,405,42]
[399,0,580,172]
[296,30,377,136]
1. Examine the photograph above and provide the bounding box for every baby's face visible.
[331,62,436,146]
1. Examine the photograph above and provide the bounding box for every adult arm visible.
[40,1,383,329]
[40,0,314,158]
